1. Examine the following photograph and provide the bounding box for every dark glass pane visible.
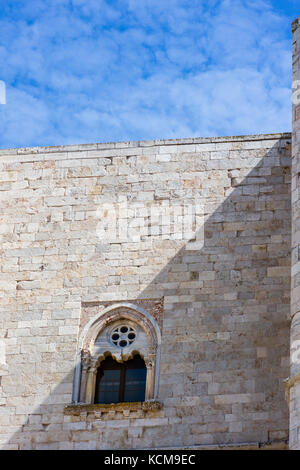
[124,366,146,402]
[95,358,121,404]
[95,369,121,404]
[94,354,146,404]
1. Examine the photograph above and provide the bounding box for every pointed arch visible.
[72,303,161,404]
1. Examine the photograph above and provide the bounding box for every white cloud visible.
[0,0,293,148]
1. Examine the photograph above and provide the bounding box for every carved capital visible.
[284,372,300,406]
[89,365,98,375]
[144,358,154,369]
[81,348,92,369]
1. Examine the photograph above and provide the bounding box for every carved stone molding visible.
[80,298,164,338]
[64,401,163,416]
[284,372,300,406]
[72,303,162,405]
[64,401,163,422]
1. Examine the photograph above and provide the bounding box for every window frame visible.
[94,354,147,404]
[73,303,161,405]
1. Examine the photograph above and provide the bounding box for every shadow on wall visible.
[5,138,291,449]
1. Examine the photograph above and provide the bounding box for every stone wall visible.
[0,133,291,449]
[290,15,300,450]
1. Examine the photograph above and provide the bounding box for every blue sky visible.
[0,0,299,149]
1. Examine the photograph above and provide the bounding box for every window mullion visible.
[119,363,126,402]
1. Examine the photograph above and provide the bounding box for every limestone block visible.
[0,132,291,450]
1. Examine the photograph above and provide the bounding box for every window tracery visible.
[72,303,161,405]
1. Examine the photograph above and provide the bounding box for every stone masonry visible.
[3,13,300,452]
[290,15,300,450]
[0,132,291,450]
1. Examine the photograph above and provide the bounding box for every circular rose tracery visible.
[110,324,136,348]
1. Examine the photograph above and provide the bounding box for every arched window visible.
[94,354,146,404]
[72,303,161,404]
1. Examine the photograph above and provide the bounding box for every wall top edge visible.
[292,16,300,33]
[0,132,291,156]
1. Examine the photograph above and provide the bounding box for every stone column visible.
[144,357,155,400]
[79,349,92,403]
[85,366,97,404]
[290,16,300,450]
